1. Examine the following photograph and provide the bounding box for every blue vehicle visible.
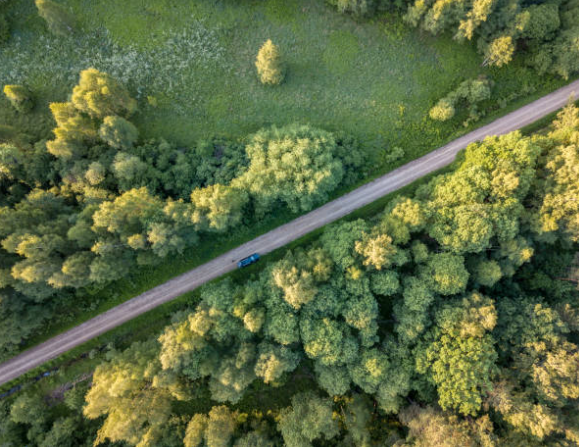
[237,253,260,268]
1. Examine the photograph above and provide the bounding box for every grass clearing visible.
[1,0,566,151]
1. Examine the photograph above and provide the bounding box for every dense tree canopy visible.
[0,8,578,440]
[330,0,579,78]
[43,106,578,446]
[234,124,348,213]
[0,69,364,359]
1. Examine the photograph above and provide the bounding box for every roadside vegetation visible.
[1,0,575,357]
[1,0,579,445]
[2,105,579,446]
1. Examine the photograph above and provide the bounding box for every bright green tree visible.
[98,115,138,149]
[71,68,137,119]
[255,39,285,86]
[416,293,498,416]
[35,0,75,35]
[3,85,33,113]
[483,36,515,67]
[235,124,344,213]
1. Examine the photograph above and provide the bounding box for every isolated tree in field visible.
[255,39,285,86]
[99,115,138,149]
[71,68,137,119]
[3,85,33,113]
[35,0,75,36]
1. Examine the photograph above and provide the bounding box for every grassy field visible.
[1,0,564,154]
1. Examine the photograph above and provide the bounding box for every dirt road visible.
[1,80,578,386]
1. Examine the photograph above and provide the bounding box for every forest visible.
[2,103,579,446]
[0,67,366,360]
[1,0,579,446]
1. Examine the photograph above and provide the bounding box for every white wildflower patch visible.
[0,22,225,113]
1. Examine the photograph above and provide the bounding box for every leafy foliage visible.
[429,77,492,124]
[0,70,362,358]
[3,85,33,113]
[234,124,347,213]
[255,39,285,86]
[35,0,75,36]
[72,105,579,446]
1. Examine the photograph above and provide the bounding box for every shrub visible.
[99,116,138,149]
[35,0,75,36]
[383,146,405,164]
[3,85,34,113]
[72,68,137,119]
[429,99,455,121]
[429,77,492,122]
[255,39,285,86]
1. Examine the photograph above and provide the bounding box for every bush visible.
[383,146,405,164]
[35,0,75,36]
[255,39,285,86]
[98,116,138,149]
[3,85,34,113]
[429,99,455,121]
[429,77,492,122]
